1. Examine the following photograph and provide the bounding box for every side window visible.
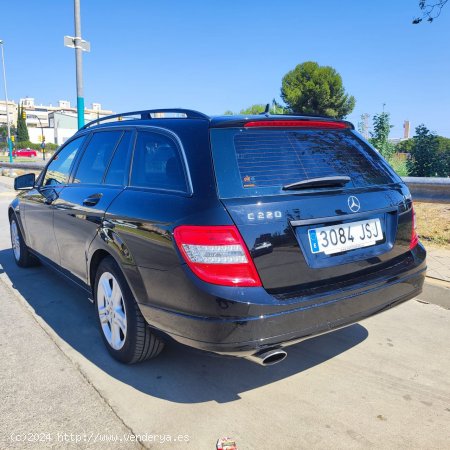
[130,131,188,192]
[104,131,133,186]
[73,131,122,184]
[43,136,85,187]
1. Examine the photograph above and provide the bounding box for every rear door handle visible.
[83,193,103,207]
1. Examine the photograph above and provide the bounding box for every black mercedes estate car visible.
[9,109,426,365]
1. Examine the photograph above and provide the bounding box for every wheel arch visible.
[87,246,147,308]
[8,205,29,246]
[89,249,111,292]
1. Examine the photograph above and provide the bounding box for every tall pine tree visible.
[17,104,29,142]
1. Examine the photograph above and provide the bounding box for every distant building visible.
[0,100,17,127]
[0,97,114,144]
[48,112,79,145]
[403,120,410,140]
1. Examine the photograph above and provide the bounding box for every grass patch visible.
[414,202,450,249]
[0,156,40,163]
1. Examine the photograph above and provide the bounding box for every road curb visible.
[421,278,450,310]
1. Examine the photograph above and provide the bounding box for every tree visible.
[369,111,395,159]
[0,124,17,142]
[17,104,29,142]
[413,0,448,23]
[239,104,267,115]
[280,61,355,119]
[435,136,450,176]
[395,138,414,155]
[406,125,440,177]
[224,99,286,116]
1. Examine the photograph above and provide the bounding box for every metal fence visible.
[402,177,450,204]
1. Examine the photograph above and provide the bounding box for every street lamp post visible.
[0,40,14,169]
[64,0,90,130]
[74,0,84,129]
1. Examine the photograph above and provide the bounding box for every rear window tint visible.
[210,128,398,198]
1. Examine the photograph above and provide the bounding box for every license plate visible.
[308,218,383,255]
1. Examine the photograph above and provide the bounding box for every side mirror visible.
[14,173,36,191]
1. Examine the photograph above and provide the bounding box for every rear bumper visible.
[139,263,426,356]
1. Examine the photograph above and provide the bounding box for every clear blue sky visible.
[1,0,449,137]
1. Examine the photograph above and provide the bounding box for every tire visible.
[10,216,38,268]
[94,256,164,364]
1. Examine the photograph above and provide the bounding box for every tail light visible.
[173,225,262,287]
[244,120,349,129]
[410,205,419,250]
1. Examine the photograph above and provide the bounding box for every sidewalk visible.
[0,281,142,449]
[426,248,450,282]
[0,174,14,189]
[421,247,450,310]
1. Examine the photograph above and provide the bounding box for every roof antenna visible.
[260,103,270,116]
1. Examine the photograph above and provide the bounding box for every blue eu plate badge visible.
[308,229,320,253]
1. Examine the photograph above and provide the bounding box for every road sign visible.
[64,35,91,52]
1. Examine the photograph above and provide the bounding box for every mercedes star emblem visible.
[348,196,361,213]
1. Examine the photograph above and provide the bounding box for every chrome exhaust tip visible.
[247,348,287,366]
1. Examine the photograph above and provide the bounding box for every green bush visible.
[387,153,409,177]
[15,141,59,151]
[395,131,450,177]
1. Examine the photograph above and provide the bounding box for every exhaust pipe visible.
[247,348,287,366]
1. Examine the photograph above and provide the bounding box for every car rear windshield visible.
[210,127,399,198]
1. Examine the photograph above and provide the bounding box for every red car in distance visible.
[12,148,38,158]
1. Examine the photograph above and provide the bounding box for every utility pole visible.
[74,0,84,129]
[64,0,90,129]
[0,40,13,166]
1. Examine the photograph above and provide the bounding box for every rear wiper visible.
[282,176,351,190]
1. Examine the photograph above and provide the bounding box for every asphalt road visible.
[0,186,449,449]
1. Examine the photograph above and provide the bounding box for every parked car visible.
[13,148,38,158]
[9,109,426,365]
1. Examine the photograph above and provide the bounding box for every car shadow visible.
[0,248,368,404]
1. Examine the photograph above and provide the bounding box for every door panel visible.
[51,130,131,282]
[53,185,124,281]
[20,186,63,263]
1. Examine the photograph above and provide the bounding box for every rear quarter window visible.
[210,128,399,198]
[130,130,188,193]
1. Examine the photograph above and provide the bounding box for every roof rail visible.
[80,108,210,130]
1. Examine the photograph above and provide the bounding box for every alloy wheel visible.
[97,272,127,350]
[10,220,21,262]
